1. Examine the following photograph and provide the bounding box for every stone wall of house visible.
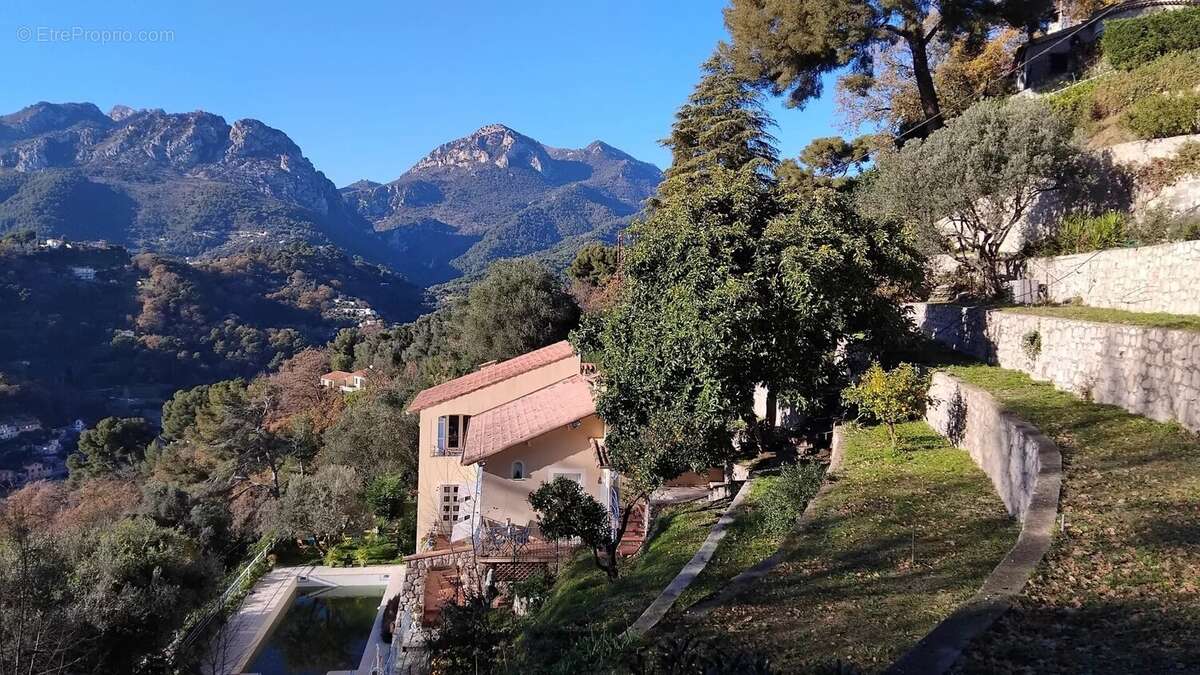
[911,303,1200,431]
[925,372,1054,520]
[1026,240,1200,315]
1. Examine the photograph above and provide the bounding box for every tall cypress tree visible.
[659,46,779,196]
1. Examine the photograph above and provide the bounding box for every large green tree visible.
[723,0,1047,134]
[452,259,579,368]
[322,387,419,485]
[68,416,156,482]
[861,97,1080,297]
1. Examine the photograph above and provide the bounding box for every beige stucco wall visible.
[413,355,583,546]
[477,414,606,531]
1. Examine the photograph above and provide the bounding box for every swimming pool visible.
[246,584,385,675]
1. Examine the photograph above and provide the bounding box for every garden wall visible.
[891,373,1062,674]
[925,373,1052,520]
[1026,240,1200,315]
[910,303,1200,431]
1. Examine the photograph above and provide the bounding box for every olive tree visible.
[862,97,1080,298]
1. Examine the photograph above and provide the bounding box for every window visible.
[511,461,525,480]
[439,484,470,524]
[435,414,471,455]
[550,470,583,485]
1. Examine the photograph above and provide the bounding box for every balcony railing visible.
[431,445,464,457]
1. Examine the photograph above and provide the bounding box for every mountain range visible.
[0,102,662,288]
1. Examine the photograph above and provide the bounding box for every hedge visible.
[1123,92,1200,139]
[1103,7,1200,70]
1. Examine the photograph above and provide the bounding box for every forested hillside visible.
[0,234,424,426]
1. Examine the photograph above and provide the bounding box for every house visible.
[319,369,369,392]
[400,341,730,632]
[70,266,96,281]
[71,419,87,433]
[406,341,620,551]
[22,462,51,482]
[0,416,41,440]
[40,238,65,249]
[1015,0,1200,91]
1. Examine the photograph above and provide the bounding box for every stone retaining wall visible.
[911,303,1200,431]
[1026,240,1200,315]
[925,373,1041,520]
[888,373,1063,674]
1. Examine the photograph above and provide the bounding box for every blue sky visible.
[1,0,839,186]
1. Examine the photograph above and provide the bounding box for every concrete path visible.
[624,479,754,638]
[684,427,847,621]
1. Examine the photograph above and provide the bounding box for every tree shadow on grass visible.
[954,598,1200,675]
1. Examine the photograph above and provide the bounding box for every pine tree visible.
[659,46,778,195]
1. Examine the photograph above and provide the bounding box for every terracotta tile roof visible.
[406,341,576,413]
[460,375,595,465]
[321,370,354,380]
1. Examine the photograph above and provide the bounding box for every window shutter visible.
[436,416,447,452]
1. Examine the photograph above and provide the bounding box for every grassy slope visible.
[999,305,1200,333]
[944,365,1200,674]
[685,422,1017,674]
[522,500,725,654]
[672,474,792,611]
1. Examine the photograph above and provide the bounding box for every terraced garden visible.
[943,365,1200,674]
[673,422,1017,673]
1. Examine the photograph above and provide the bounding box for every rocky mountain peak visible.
[0,102,112,137]
[108,105,138,122]
[412,123,555,174]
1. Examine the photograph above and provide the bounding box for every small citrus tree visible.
[842,363,931,450]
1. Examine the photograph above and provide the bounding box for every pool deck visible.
[214,563,405,675]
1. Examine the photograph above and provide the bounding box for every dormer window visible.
[511,461,526,480]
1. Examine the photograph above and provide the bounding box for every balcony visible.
[430,445,464,458]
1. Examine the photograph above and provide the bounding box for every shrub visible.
[1042,211,1129,254]
[323,539,357,567]
[1103,7,1200,70]
[1091,50,1200,120]
[1123,93,1200,139]
[1047,78,1100,126]
[1021,330,1043,362]
[759,462,825,535]
[1128,207,1200,245]
[842,363,932,450]
[1136,141,1200,193]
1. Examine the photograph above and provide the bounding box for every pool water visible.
[247,585,385,675]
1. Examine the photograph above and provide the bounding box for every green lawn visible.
[679,422,1017,673]
[519,499,726,668]
[942,365,1200,674]
[998,304,1200,333]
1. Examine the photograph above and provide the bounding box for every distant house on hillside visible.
[0,416,42,440]
[70,266,96,281]
[1016,0,1200,91]
[319,369,369,392]
[22,462,51,482]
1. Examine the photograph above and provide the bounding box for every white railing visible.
[172,537,277,657]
